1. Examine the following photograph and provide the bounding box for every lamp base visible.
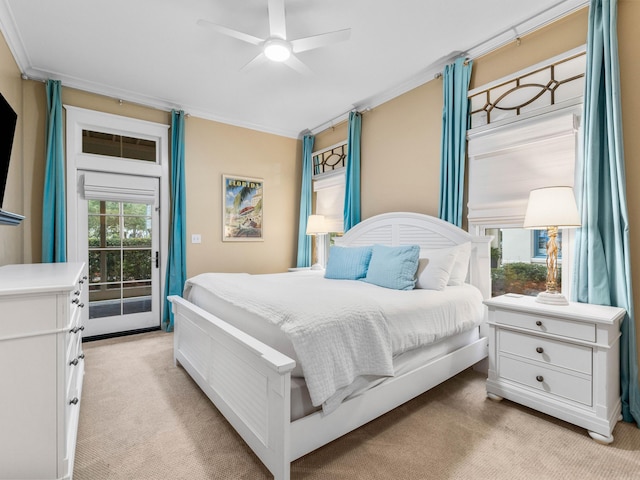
[535,291,569,306]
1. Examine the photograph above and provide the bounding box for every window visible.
[312,141,347,234]
[533,229,562,260]
[467,49,583,299]
[82,130,157,162]
[489,227,570,298]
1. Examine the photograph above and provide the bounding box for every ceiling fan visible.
[197,0,351,75]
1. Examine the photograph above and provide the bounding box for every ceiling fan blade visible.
[283,55,313,76]
[240,53,269,72]
[197,19,264,46]
[267,0,287,39]
[291,28,351,53]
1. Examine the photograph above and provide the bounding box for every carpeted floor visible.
[74,330,640,480]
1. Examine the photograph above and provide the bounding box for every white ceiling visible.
[0,0,587,138]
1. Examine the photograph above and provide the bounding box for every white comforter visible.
[184,271,484,413]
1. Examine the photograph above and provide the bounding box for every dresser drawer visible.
[499,355,592,406]
[66,333,83,395]
[498,329,592,375]
[65,361,82,466]
[493,309,596,342]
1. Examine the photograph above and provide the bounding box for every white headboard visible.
[335,212,492,300]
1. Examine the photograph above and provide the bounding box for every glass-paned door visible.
[83,194,159,337]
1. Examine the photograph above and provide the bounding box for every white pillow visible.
[416,242,472,289]
[415,249,457,290]
[448,242,472,286]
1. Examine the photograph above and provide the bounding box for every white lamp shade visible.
[523,186,581,229]
[306,214,328,235]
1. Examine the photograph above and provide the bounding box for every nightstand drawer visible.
[498,330,592,374]
[499,355,592,406]
[494,309,596,342]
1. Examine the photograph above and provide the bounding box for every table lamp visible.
[523,186,581,305]
[306,214,328,270]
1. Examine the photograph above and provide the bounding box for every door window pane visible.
[87,200,154,319]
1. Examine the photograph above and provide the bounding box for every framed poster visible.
[222,174,263,241]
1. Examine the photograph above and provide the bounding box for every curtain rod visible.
[307,107,368,136]
[20,73,189,116]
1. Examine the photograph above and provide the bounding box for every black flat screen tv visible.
[0,93,17,210]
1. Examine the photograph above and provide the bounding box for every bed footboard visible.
[168,295,295,480]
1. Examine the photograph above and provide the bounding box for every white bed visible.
[168,212,492,480]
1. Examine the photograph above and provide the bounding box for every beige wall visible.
[185,117,300,276]
[0,29,24,265]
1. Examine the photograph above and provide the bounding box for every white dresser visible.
[485,294,625,443]
[0,262,87,480]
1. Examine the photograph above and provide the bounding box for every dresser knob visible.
[72,298,80,304]
[79,353,85,359]
[536,347,544,354]
[74,290,80,296]
[69,358,79,366]
[71,327,79,334]
[79,303,85,308]
[536,375,544,382]
[535,320,543,326]
[69,397,79,405]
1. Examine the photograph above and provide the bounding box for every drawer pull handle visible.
[78,279,84,284]
[69,397,79,405]
[535,320,543,326]
[536,347,544,354]
[79,353,85,359]
[79,303,85,308]
[72,298,80,304]
[69,358,79,366]
[74,290,80,296]
[536,375,544,382]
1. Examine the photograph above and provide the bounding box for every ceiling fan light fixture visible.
[263,38,291,62]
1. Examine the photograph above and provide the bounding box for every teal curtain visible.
[162,110,187,332]
[573,0,640,426]
[438,57,473,228]
[42,79,66,263]
[344,111,361,232]
[296,135,314,267]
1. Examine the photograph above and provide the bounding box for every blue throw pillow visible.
[363,244,421,290]
[324,246,373,280]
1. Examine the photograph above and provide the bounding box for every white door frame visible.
[65,106,170,333]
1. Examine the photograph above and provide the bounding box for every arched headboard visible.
[335,212,492,300]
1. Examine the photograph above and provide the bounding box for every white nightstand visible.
[485,294,625,443]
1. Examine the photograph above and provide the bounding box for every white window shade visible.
[82,171,157,204]
[314,172,345,233]
[467,107,580,226]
